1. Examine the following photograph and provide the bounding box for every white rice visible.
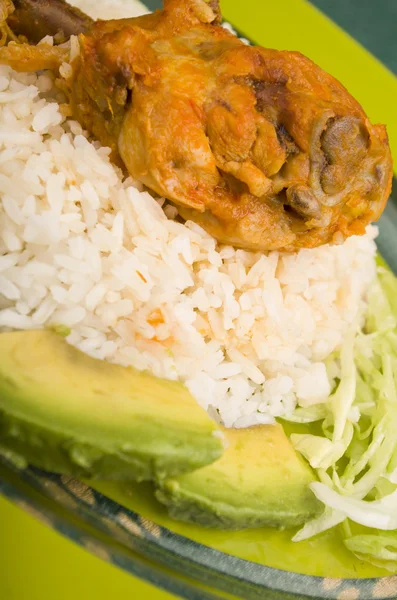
[0,2,379,428]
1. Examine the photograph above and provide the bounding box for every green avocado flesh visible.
[156,424,321,529]
[0,330,224,481]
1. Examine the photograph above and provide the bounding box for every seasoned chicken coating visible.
[0,0,393,251]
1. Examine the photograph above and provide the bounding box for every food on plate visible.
[0,0,392,252]
[6,0,93,44]
[156,424,320,529]
[0,327,321,529]
[0,0,396,576]
[0,329,224,480]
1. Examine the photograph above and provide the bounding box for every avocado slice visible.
[156,424,321,529]
[0,330,224,481]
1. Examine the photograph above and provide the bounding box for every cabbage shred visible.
[287,258,397,571]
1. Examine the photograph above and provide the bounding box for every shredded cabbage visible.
[281,404,327,424]
[345,533,397,572]
[292,507,346,542]
[290,258,397,571]
[310,483,397,530]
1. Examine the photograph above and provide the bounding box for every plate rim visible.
[1,456,396,600]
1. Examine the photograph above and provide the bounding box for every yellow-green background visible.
[0,493,174,600]
[1,0,396,599]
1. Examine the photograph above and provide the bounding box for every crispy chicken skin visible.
[0,0,393,251]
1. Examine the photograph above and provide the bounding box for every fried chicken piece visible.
[0,0,392,251]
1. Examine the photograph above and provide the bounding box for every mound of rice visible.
[0,45,378,427]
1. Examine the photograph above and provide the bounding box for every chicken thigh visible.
[0,0,392,251]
